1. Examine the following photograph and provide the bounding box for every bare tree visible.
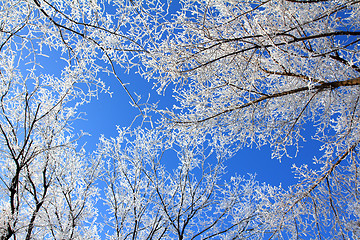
[4,0,360,239]
[0,1,113,238]
[0,59,100,239]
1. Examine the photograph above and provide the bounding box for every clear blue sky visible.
[66,63,321,189]
[28,0,325,192]
[43,0,325,190]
